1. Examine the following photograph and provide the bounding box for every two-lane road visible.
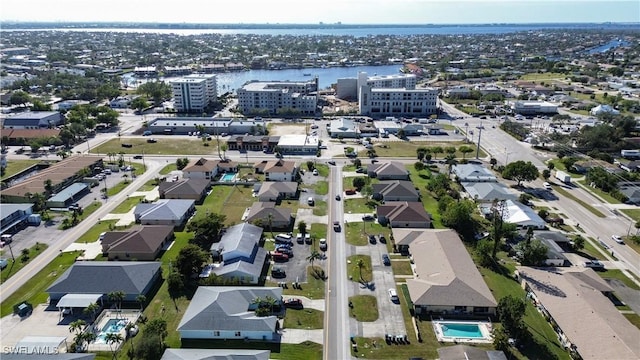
[324,163,351,360]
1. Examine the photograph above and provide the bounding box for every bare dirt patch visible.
[268,123,308,136]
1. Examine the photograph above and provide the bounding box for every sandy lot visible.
[268,124,308,136]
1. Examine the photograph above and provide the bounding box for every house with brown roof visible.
[371,180,420,202]
[182,158,220,180]
[101,225,174,261]
[1,128,61,145]
[253,160,298,182]
[158,179,210,204]
[367,161,409,180]
[376,201,431,228]
[245,202,292,229]
[516,266,640,360]
[256,181,298,202]
[397,229,497,316]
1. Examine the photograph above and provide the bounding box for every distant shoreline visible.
[2,21,639,30]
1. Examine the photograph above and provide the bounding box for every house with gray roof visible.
[452,164,497,182]
[161,349,270,360]
[245,202,292,229]
[372,180,420,202]
[177,286,282,340]
[101,225,174,261]
[618,182,640,204]
[395,229,497,316]
[367,161,409,180]
[133,199,195,228]
[47,261,161,304]
[2,111,63,129]
[438,345,507,360]
[158,179,210,204]
[208,223,267,284]
[256,181,298,202]
[376,201,431,228]
[461,181,516,202]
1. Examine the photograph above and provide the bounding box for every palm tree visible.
[266,213,274,237]
[356,259,366,283]
[264,295,278,313]
[69,319,87,335]
[83,302,100,323]
[445,153,458,175]
[431,146,443,160]
[136,294,147,311]
[297,221,307,237]
[104,332,124,359]
[74,331,96,353]
[108,291,126,317]
[307,249,321,274]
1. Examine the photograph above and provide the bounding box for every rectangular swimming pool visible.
[433,321,492,343]
[441,323,483,338]
[220,173,236,181]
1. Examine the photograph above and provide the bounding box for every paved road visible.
[324,163,351,360]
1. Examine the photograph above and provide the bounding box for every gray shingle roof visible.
[367,161,409,178]
[461,181,516,201]
[159,179,209,198]
[161,348,271,360]
[372,180,419,200]
[134,199,195,221]
[178,286,282,333]
[211,223,263,256]
[256,181,298,199]
[47,261,161,296]
[453,164,497,182]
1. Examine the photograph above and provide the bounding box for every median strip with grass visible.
[553,186,606,218]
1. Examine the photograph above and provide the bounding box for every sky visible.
[1,0,639,24]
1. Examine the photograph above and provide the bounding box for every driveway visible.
[605,278,640,315]
[0,304,78,350]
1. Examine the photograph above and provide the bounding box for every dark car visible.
[368,234,377,244]
[371,159,379,163]
[146,138,157,143]
[284,298,303,309]
[355,167,366,173]
[333,221,341,232]
[271,268,286,278]
[328,161,336,165]
[382,254,391,266]
[335,195,341,201]
[362,214,375,221]
[378,234,387,243]
[133,155,143,159]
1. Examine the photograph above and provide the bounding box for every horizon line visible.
[1,21,639,26]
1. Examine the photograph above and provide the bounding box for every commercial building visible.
[236,79,318,115]
[276,134,319,155]
[336,72,418,100]
[146,117,264,136]
[510,101,558,115]
[171,74,217,113]
[1,111,63,129]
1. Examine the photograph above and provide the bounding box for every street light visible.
[475,123,485,160]
[464,122,469,142]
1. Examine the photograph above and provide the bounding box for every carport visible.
[56,293,103,316]
[15,336,68,354]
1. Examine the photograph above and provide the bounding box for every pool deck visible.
[87,310,140,352]
[432,320,493,344]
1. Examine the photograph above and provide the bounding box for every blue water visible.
[586,39,631,54]
[95,319,127,343]
[122,64,401,94]
[221,173,236,181]
[441,323,484,338]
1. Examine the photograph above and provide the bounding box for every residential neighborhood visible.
[1,17,640,360]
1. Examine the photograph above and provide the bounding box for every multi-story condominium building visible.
[236,78,318,115]
[359,87,438,117]
[171,74,217,113]
[336,72,417,100]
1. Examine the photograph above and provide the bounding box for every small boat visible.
[303,73,312,76]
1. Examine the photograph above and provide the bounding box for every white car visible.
[319,238,327,251]
[388,289,399,303]
[612,235,624,244]
[543,182,552,190]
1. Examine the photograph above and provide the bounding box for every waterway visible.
[586,39,631,54]
[121,64,403,93]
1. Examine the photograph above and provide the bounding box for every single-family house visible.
[376,201,431,228]
[367,161,409,180]
[402,123,425,136]
[620,160,640,173]
[618,182,640,204]
[461,182,517,202]
[438,345,507,360]
[590,104,620,116]
[253,160,298,182]
[245,202,292,229]
[207,223,267,284]
[47,261,162,305]
[398,229,497,316]
[516,266,640,360]
[480,200,545,229]
[177,286,282,341]
[101,225,174,261]
[133,199,195,228]
[161,349,271,360]
[158,179,210,204]
[182,158,220,180]
[371,180,420,202]
[256,182,298,202]
[452,164,497,182]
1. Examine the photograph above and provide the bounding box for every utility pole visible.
[475,123,484,160]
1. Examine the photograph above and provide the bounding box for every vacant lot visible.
[268,123,308,136]
[92,138,222,156]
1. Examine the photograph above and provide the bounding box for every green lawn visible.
[577,180,621,204]
[343,198,377,214]
[159,163,177,175]
[311,200,327,216]
[621,208,640,222]
[345,222,390,246]
[59,201,103,229]
[1,160,42,180]
[92,138,221,156]
[308,224,327,244]
[391,259,413,276]
[194,185,247,226]
[111,196,144,214]
[553,186,606,218]
[106,180,133,197]
[137,178,159,191]
[74,220,121,243]
[283,308,324,329]
[519,72,568,81]
[347,255,372,283]
[359,141,487,159]
[314,164,330,177]
[578,239,605,260]
[599,269,640,291]
[349,295,378,322]
[407,166,443,228]
[176,340,323,360]
[302,180,328,195]
[0,243,48,284]
[624,313,640,330]
[269,266,327,300]
[1,250,82,317]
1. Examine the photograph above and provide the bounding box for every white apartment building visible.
[336,72,417,100]
[171,74,217,113]
[359,86,438,117]
[237,79,318,115]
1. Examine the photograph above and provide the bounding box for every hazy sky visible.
[2,0,639,24]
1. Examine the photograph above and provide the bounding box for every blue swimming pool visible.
[440,323,484,338]
[95,319,127,343]
[220,173,236,181]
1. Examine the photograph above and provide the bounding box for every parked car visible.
[275,234,293,244]
[333,221,341,232]
[307,197,315,206]
[328,161,336,165]
[543,182,552,190]
[284,298,303,309]
[388,288,399,303]
[142,130,152,136]
[335,195,341,201]
[382,253,391,266]
[362,214,375,221]
[146,138,157,143]
[0,257,8,270]
[270,252,289,262]
[296,233,304,244]
[355,167,366,173]
[304,233,312,244]
[319,238,327,251]
[584,260,605,270]
[378,234,387,243]
[612,235,624,244]
[312,169,319,176]
[368,234,377,244]
[133,155,143,159]
[271,267,286,278]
